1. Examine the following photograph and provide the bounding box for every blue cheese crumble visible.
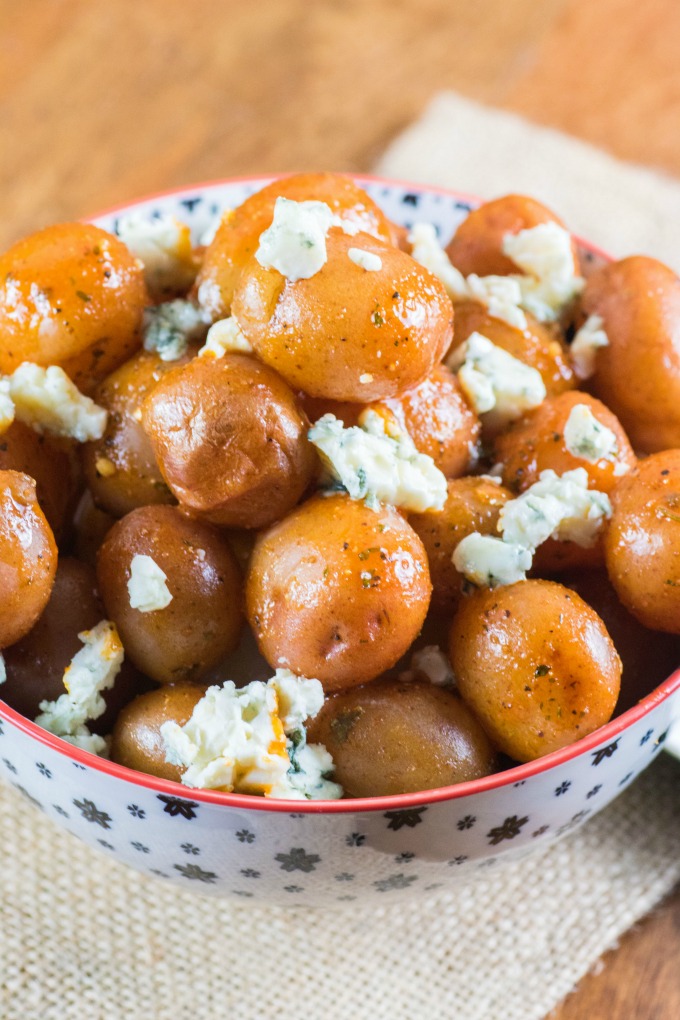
[499,468,612,550]
[453,533,532,588]
[127,554,172,613]
[0,652,5,685]
[400,645,456,687]
[160,669,342,799]
[142,299,210,362]
[348,247,382,272]
[308,410,447,512]
[198,315,253,358]
[570,314,609,380]
[502,222,584,323]
[5,363,107,442]
[255,197,336,281]
[447,332,546,424]
[563,403,620,467]
[35,620,124,755]
[117,212,196,299]
[0,379,14,434]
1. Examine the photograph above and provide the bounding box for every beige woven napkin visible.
[2,93,680,1020]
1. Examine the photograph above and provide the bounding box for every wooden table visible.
[1,1,679,1015]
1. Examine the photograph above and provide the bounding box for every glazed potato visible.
[142,354,316,529]
[246,493,432,690]
[409,477,513,612]
[562,570,680,714]
[0,470,57,647]
[307,678,496,797]
[81,348,197,518]
[449,580,621,762]
[450,300,576,398]
[70,490,116,569]
[1,557,145,732]
[0,421,78,541]
[368,363,480,477]
[232,228,453,403]
[97,505,243,683]
[583,256,680,452]
[446,194,579,278]
[604,451,680,633]
[111,683,208,782]
[494,391,636,494]
[196,172,395,319]
[0,223,147,392]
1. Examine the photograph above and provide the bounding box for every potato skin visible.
[142,353,315,529]
[1,557,145,732]
[604,451,680,633]
[307,678,496,797]
[446,194,579,278]
[97,505,243,683]
[449,580,621,762]
[0,470,57,647]
[0,223,147,393]
[369,363,480,477]
[246,493,432,690]
[232,228,453,402]
[409,477,513,612]
[583,256,680,452]
[81,349,196,518]
[196,172,395,319]
[110,683,208,782]
[450,300,575,398]
[0,421,78,541]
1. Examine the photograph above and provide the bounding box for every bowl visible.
[1,175,679,906]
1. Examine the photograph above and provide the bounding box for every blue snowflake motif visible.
[456,815,476,831]
[554,780,571,796]
[0,719,5,736]
[618,772,634,787]
[3,758,17,775]
[127,804,146,819]
[653,729,669,751]
[586,785,602,799]
[131,841,150,854]
[284,885,304,894]
[424,883,443,892]
[174,863,218,884]
[150,869,168,878]
[233,890,254,898]
[532,825,550,838]
[158,795,199,819]
[513,780,526,788]
[180,843,200,856]
[235,829,255,844]
[384,807,427,831]
[394,852,415,864]
[52,805,69,818]
[374,873,418,892]
[72,762,87,771]
[487,815,529,845]
[591,741,619,766]
[334,873,355,882]
[97,839,115,850]
[241,868,261,879]
[345,832,366,847]
[337,894,357,902]
[640,729,654,746]
[448,855,468,866]
[275,848,320,873]
[35,762,52,779]
[73,798,112,829]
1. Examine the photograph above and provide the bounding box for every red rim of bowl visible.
[1,173,679,815]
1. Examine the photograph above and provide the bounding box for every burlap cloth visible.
[2,93,680,1019]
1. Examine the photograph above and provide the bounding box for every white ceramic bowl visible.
[1,176,679,906]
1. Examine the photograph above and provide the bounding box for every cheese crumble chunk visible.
[408,222,527,330]
[400,645,456,687]
[160,669,343,799]
[142,299,210,362]
[499,468,612,550]
[308,410,447,513]
[0,379,14,435]
[198,315,253,358]
[117,212,196,298]
[127,554,173,612]
[570,314,609,380]
[348,247,382,272]
[35,620,124,756]
[502,222,584,322]
[256,197,336,281]
[447,332,546,424]
[0,652,6,685]
[7,363,107,442]
[563,403,620,467]
[453,533,532,588]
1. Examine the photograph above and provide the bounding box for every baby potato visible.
[1,557,145,732]
[0,470,57,647]
[449,580,621,762]
[81,348,197,518]
[446,194,579,278]
[246,493,432,690]
[409,477,513,612]
[0,422,78,541]
[582,256,680,452]
[562,570,680,714]
[110,683,208,782]
[494,391,636,494]
[368,363,480,477]
[97,505,243,683]
[451,300,576,398]
[70,490,116,569]
[232,228,453,403]
[604,451,680,633]
[0,223,147,393]
[307,677,496,797]
[196,172,395,319]
[142,354,316,529]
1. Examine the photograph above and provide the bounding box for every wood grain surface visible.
[1,1,679,1016]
